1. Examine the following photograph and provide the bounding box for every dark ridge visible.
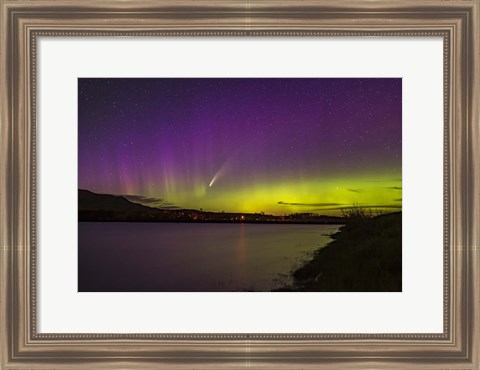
[78,189,158,213]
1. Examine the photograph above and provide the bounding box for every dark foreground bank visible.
[278,212,402,292]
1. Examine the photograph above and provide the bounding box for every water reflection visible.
[234,223,247,290]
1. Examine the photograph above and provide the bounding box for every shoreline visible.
[276,212,402,292]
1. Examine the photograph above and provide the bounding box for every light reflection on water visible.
[78,222,341,292]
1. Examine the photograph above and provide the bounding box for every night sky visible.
[78,78,402,215]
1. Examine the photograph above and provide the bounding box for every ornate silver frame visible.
[1,1,478,368]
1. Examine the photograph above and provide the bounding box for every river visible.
[78,222,341,292]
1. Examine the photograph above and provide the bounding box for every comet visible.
[208,159,232,188]
[209,174,218,187]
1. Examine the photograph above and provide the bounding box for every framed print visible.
[0,0,479,369]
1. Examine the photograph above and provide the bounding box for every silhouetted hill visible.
[78,189,165,221]
[79,189,157,213]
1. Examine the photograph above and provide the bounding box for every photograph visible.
[78,77,402,292]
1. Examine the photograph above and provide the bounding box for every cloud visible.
[361,204,402,209]
[278,201,342,207]
[359,178,402,183]
[312,204,403,212]
[123,194,181,210]
[347,188,362,193]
